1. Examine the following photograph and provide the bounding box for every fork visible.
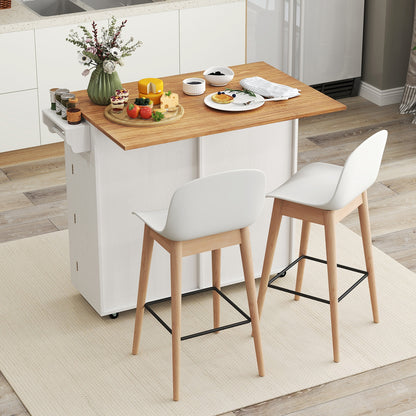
[235,96,288,105]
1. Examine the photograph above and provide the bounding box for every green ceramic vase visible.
[87,65,123,106]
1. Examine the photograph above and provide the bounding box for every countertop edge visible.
[0,0,243,34]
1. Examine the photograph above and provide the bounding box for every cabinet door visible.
[179,0,246,73]
[0,30,37,94]
[0,90,40,152]
[298,0,364,85]
[247,0,288,71]
[115,11,180,82]
[35,24,91,145]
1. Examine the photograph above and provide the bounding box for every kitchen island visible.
[44,62,346,317]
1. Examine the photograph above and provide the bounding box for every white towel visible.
[240,76,301,99]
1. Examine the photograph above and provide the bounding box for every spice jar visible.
[49,88,59,110]
[67,108,82,125]
[61,93,76,120]
[55,88,69,115]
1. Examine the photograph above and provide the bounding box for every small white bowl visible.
[182,78,206,95]
[203,66,234,87]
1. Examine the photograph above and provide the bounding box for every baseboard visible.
[0,142,64,168]
[359,82,404,106]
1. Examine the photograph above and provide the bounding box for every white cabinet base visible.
[44,110,297,316]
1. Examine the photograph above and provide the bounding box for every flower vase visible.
[87,65,123,106]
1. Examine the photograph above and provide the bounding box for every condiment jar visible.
[49,88,59,111]
[67,108,82,125]
[61,93,76,120]
[55,88,69,115]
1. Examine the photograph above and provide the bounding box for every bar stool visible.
[257,130,388,363]
[131,169,266,401]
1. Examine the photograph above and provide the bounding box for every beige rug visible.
[0,224,415,416]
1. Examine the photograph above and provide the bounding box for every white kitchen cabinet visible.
[0,30,37,94]
[116,11,180,81]
[179,0,246,73]
[0,90,40,152]
[247,0,364,86]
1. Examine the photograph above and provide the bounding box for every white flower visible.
[78,52,91,65]
[103,59,116,74]
[110,47,121,59]
[118,59,124,66]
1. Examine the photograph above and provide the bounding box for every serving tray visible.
[104,101,184,127]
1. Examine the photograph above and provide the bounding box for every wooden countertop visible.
[74,62,346,151]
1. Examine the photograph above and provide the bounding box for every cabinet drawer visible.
[0,31,37,94]
[0,90,40,152]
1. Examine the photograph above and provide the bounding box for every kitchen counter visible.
[0,0,241,33]
[76,61,346,150]
[43,62,346,317]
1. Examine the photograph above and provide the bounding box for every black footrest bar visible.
[144,286,251,341]
[268,255,368,304]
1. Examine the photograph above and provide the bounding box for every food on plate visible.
[138,78,164,104]
[110,95,125,112]
[211,91,234,104]
[152,111,165,122]
[160,91,179,111]
[139,106,152,119]
[115,89,129,104]
[134,97,154,108]
[126,103,140,119]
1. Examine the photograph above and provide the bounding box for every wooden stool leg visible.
[358,191,379,323]
[212,249,221,331]
[257,199,283,318]
[170,242,183,401]
[132,225,154,355]
[323,212,340,363]
[294,220,311,300]
[240,227,265,377]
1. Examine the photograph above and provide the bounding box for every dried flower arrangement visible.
[66,16,143,76]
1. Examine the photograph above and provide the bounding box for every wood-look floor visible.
[0,97,415,415]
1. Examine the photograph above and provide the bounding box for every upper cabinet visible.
[179,0,246,73]
[0,30,37,94]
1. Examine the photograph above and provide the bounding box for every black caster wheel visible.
[109,313,119,319]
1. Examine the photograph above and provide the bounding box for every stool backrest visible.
[162,169,266,241]
[328,130,388,210]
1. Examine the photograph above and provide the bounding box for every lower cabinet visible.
[179,0,246,73]
[0,90,40,152]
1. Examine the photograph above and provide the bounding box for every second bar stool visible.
[131,169,265,401]
[257,130,388,363]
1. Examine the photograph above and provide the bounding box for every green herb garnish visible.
[165,90,172,96]
[152,111,165,122]
[225,88,256,97]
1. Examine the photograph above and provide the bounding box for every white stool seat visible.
[267,163,343,209]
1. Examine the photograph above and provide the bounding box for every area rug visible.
[0,224,415,416]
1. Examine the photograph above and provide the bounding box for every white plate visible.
[204,91,265,112]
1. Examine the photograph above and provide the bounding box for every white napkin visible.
[240,76,301,99]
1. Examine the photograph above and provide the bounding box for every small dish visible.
[203,66,234,86]
[183,78,206,95]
